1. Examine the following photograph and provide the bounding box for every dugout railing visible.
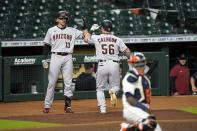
[2,52,169,102]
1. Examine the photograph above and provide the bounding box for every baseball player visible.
[83,19,131,114]
[42,11,87,113]
[120,52,162,131]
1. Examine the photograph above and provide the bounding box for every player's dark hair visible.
[84,63,93,70]
[178,54,187,60]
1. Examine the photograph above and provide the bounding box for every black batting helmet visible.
[101,19,112,32]
[57,11,68,20]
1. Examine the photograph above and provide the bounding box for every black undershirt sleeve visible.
[43,44,51,59]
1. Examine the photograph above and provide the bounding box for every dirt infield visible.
[0,96,197,131]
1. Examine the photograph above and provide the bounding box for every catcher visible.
[120,52,162,131]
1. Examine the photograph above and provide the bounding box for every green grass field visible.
[179,107,197,114]
[0,119,62,130]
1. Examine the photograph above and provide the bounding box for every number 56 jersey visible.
[88,34,128,61]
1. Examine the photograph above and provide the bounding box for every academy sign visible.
[84,56,97,62]
[14,58,36,65]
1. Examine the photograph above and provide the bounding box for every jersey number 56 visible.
[102,44,114,55]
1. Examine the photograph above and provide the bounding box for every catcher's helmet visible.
[101,19,112,32]
[57,11,68,20]
[128,52,146,75]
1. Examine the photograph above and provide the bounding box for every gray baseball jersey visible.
[44,26,83,109]
[88,34,128,61]
[88,33,128,112]
[43,26,83,52]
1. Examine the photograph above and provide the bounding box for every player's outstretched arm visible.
[75,18,99,43]
[42,44,51,69]
[75,18,89,42]
[83,24,100,43]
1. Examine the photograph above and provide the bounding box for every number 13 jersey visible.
[43,26,83,53]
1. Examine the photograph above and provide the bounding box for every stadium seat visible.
[119,10,136,22]
[1,0,197,39]
[138,15,159,35]
[195,0,197,9]
[102,3,117,10]
[158,21,177,35]
[180,0,195,11]
[176,28,189,34]
[148,0,164,9]
[131,0,146,8]
[180,0,197,19]
[164,0,179,10]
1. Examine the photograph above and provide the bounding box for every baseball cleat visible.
[109,89,117,107]
[43,108,49,113]
[100,111,106,114]
[65,107,74,113]
[100,109,106,114]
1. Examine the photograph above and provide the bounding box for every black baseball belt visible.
[52,52,69,56]
[99,60,119,63]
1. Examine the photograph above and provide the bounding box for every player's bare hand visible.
[42,60,49,69]
[173,92,179,96]
[192,87,197,92]
[83,33,92,43]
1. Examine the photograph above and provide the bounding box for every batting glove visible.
[42,60,48,69]
[90,24,100,31]
[89,24,100,34]
[74,18,87,30]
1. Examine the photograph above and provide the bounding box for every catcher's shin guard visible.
[139,116,157,131]
[109,89,117,107]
